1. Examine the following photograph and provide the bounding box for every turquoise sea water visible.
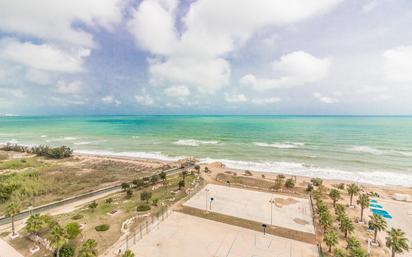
[1,116,412,186]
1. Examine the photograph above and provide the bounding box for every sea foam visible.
[173,139,219,146]
[200,157,412,187]
[75,149,184,162]
[254,142,304,149]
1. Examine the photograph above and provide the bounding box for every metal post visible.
[126,235,129,250]
[205,188,209,211]
[146,220,148,233]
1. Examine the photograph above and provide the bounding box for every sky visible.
[0,0,412,115]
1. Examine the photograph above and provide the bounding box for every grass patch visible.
[95,224,110,232]
[136,204,151,212]
[71,214,84,220]
[0,157,44,170]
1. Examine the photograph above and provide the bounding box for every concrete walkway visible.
[0,238,24,257]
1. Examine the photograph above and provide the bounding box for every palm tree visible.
[386,228,410,257]
[324,229,338,252]
[319,211,333,232]
[122,250,135,257]
[48,224,67,257]
[329,189,341,208]
[369,214,387,244]
[333,248,345,257]
[335,203,346,215]
[346,235,360,250]
[78,239,98,257]
[26,214,46,236]
[347,184,360,206]
[349,247,367,257]
[340,216,354,238]
[356,194,370,222]
[5,201,21,236]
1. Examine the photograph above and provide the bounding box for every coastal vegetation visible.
[309,179,410,257]
[0,150,159,215]
[8,167,202,256]
[1,143,73,159]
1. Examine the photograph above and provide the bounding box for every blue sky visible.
[0,0,412,115]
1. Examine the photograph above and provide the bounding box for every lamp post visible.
[210,197,214,210]
[205,188,209,211]
[269,199,275,226]
[261,224,267,235]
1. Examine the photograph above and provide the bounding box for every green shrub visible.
[285,178,295,188]
[71,214,83,220]
[66,222,81,239]
[132,179,144,188]
[311,178,323,187]
[140,191,152,203]
[59,244,75,257]
[31,145,73,159]
[1,143,29,153]
[105,198,113,204]
[95,224,110,232]
[136,204,151,212]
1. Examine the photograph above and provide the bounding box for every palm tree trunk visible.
[360,208,364,221]
[329,245,332,252]
[350,194,353,206]
[374,230,378,243]
[392,249,396,257]
[57,248,60,257]
[11,216,15,236]
[345,231,348,238]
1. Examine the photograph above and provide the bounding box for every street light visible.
[261,224,267,235]
[210,197,214,210]
[269,199,275,226]
[205,188,210,211]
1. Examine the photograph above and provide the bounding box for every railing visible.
[112,175,204,256]
[113,207,172,256]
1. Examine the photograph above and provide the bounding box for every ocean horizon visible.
[1,115,412,187]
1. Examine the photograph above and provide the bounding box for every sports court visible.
[184,184,315,234]
[129,212,317,257]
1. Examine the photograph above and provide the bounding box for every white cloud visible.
[0,0,126,48]
[362,1,378,13]
[240,51,331,90]
[127,0,178,55]
[135,93,155,106]
[224,93,248,103]
[164,85,190,98]
[50,95,86,106]
[55,80,83,94]
[101,95,121,105]
[313,92,339,104]
[383,46,412,82]
[251,97,281,105]
[0,88,25,99]
[25,69,52,85]
[0,38,89,73]
[128,0,342,92]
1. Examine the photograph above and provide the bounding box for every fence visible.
[114,207,172,255]
[113,175,205,256]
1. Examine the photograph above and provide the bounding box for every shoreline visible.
[2,142,412,190]
[74,152,412,195]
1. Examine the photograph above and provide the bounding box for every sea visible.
[1,115,412,187]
